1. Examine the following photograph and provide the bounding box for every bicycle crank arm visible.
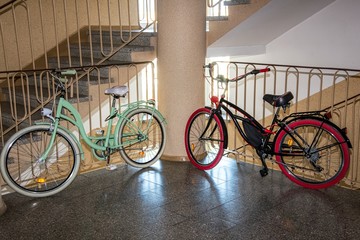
[199,137,224,143]
[275,160,323,172]
[310,161,324,172]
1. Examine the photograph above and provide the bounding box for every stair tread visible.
[223,0,251,6]
[1,28,154,137]
[70,44,154,51]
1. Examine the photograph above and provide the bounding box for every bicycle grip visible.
[251,68,270,75]
[259,68,270,73]
[204,62,216,69]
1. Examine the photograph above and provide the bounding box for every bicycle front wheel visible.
[119,108,166,168]
[0,125,80,197]
[184,108,225,170]
[274,119,350,189]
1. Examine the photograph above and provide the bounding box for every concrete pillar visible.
[158,0,206,160]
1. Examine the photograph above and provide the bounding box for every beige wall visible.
[207,0,269,46]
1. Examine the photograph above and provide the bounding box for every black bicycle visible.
[184,63,352,189]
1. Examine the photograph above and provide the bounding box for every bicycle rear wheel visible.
[184,108,225,170]
[0,125,80,197]
[119,108,166,168]
[274,119,350,189]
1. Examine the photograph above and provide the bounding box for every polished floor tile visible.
[1,158,360,240]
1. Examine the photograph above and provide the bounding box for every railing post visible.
[0,186,6,216]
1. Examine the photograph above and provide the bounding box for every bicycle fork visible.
[35,122,60,171]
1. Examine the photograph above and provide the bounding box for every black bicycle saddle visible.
[263,91,294,107]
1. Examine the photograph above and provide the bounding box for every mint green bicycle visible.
[0,69,166,197]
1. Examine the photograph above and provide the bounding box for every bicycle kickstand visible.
[259,154,269,177]
[106,151,117,171]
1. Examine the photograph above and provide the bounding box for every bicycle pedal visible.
[106,164,118,171]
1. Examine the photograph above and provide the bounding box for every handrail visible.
[207,0,224,7]
[0,61,153,75]
[217,60,360,73]
[0,0,19,11]
[0,61,154,136]
[322,93,360,112]
[207,0,228,18]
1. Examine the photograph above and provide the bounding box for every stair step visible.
[87,30,155,47]
[0,103,44,128]
[0,92,90,143]
[223,0,251,6]
[206,16,229,21]
[5,73,91,96]
[47,57,115,78]
[1,85,90,110]
[47,56,106,68]
[68,44,154,63]
[1,28,155,147]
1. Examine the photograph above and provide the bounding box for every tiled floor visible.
[1,158,360,240]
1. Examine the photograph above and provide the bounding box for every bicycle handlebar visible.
[204,63,270,83]
[50,69,77,84]
[251,68,270,75]
[54,69,77,76]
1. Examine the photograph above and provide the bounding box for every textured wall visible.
[157,0,206,160]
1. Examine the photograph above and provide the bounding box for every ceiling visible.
[207,0,336,57]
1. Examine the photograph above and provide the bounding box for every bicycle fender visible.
[121,104,166,124]
[113,106,166,145]
[126,106,166,124]
[34,122,85,160]
[279,116,352,148]
[205,106,228,149]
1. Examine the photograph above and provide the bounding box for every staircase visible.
[0,27,156,147]
[48,28,156,68]
[206,0,270,46]
[0,0,263,146]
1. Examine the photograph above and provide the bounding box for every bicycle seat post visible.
[111,96,117,108]
[104,95,118,171]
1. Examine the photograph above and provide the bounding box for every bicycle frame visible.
[38,95,164,162]
[212,94,351,159]
[214,97,267,147]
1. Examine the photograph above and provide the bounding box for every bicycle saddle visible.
[263,91,294,107]
[104,86,128,98]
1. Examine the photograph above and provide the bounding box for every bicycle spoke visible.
[119,109,165,167]
[275,118,349,188]
[185,108,225,170]
[1,125,80,197]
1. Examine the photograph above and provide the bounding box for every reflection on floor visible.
[1,159,360,239]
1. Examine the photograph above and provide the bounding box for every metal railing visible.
[0,0,157,185]
[1,0,358,191]
[0,61,157,171]
[0,0,156,72]
[207,0,228,18]
[207,61,360,189]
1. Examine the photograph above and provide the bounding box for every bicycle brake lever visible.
[216,75,227,82]
[217,81,225,90]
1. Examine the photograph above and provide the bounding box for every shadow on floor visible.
[1,159,360,240]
